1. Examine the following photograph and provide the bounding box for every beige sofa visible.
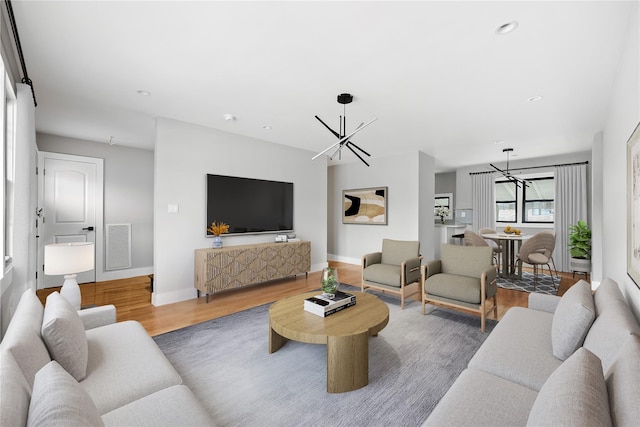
[0,289,215,426]
[423,278,640,426]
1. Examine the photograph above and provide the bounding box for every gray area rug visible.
[497,271,560,295]
[153,290,496,427]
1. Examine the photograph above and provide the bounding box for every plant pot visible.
[213,236,223,249]
[570,257,591,273]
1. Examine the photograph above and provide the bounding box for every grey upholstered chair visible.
[515,231,558,290]
[361,239,422,309]
[422,244,497,332]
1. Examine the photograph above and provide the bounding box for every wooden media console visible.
[194,241,311,302]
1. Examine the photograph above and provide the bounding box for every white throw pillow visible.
[551,280,595,360]
[41,292,88,381]
[27,361,104,427]
[527,347,612,426]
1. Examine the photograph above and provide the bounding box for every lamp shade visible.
[44,242,95,275]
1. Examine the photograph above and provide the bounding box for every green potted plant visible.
[568,220,591,274]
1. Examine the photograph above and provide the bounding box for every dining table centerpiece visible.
[207,220,230,248]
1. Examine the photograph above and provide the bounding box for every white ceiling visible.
[8,1,636,171]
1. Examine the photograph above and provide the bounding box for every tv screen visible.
[206,174,294,235]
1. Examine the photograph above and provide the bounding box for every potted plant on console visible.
[208,220,229,248]
[568,220,591,277]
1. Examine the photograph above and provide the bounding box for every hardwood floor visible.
[36,262,584,337]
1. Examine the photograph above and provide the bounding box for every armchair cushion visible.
[425,273,484,304]
[363,264,403,288]
[380,239,419,266]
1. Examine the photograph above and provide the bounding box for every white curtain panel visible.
[472,172,495,231]
[554,164,588,272]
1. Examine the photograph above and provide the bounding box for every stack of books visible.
[304,291,356,317]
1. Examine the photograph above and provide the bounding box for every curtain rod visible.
[5,0,36,107]
[469,160,589,175]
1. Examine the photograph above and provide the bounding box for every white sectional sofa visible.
[423,278,640,426]
[0,289,215,426]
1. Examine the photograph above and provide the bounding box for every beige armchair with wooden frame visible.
[361,239,422,309]
[422,244,498,332]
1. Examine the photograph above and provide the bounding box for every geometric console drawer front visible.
[194,241,311,301]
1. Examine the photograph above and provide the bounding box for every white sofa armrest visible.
[528,293,561,313]
[78,305,116,330]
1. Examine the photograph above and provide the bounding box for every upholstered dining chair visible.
[464,230,499,266]
[479,227,503,264]
[515,231,558,290]
[362,239,422,309]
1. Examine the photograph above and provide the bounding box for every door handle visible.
[82,226,95,231]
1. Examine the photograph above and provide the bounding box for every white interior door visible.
[38,152,104,289]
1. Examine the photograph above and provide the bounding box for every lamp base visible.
[59,274,81,310]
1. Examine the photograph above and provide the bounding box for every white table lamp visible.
[44,242,95,310]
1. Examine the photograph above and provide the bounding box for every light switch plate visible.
[168,203,179,214]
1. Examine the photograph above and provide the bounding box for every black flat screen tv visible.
[206,174,294,235]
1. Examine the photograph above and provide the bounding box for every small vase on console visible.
[213,236,223,249]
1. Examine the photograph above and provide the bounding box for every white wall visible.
[36,133,154,280]
[328,150,435,265]
[602,3,640,320]
[153,118,327,305]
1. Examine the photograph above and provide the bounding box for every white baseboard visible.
[327,254,360,265]
[152,287,198,306]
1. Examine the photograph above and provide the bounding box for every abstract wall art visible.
[342,187,387,225]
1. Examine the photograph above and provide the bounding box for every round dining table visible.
[481,232,532,279]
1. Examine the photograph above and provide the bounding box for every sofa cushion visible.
[381,239,419,266]
[551,280,595,360]
[526,348,612,427]
[440,244,493,278]
[422,368,538,427]
[0,349,31,427]
[41,292,89,381]
[605,333,640,426]
[468,307,561,391]
[82,320,182,414]
[363,263,402,287]
[27,361,104,427]
[0,289,51,388]
[584,278,640,371]
[425,273,482,304]
[101,385,215,426]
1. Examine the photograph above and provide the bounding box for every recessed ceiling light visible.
[137,90,151,96]
[223,114,236,121]
[528,96,544,102]
[495,21,519,35]
[493,140,505,145]
[262,125,272,130]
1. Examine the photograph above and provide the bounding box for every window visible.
[523,177,554,223]
[495,181,517,223]
[2,74,16,267]
[495,175,555,225]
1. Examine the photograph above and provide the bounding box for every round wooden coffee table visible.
[269,291,389,393]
